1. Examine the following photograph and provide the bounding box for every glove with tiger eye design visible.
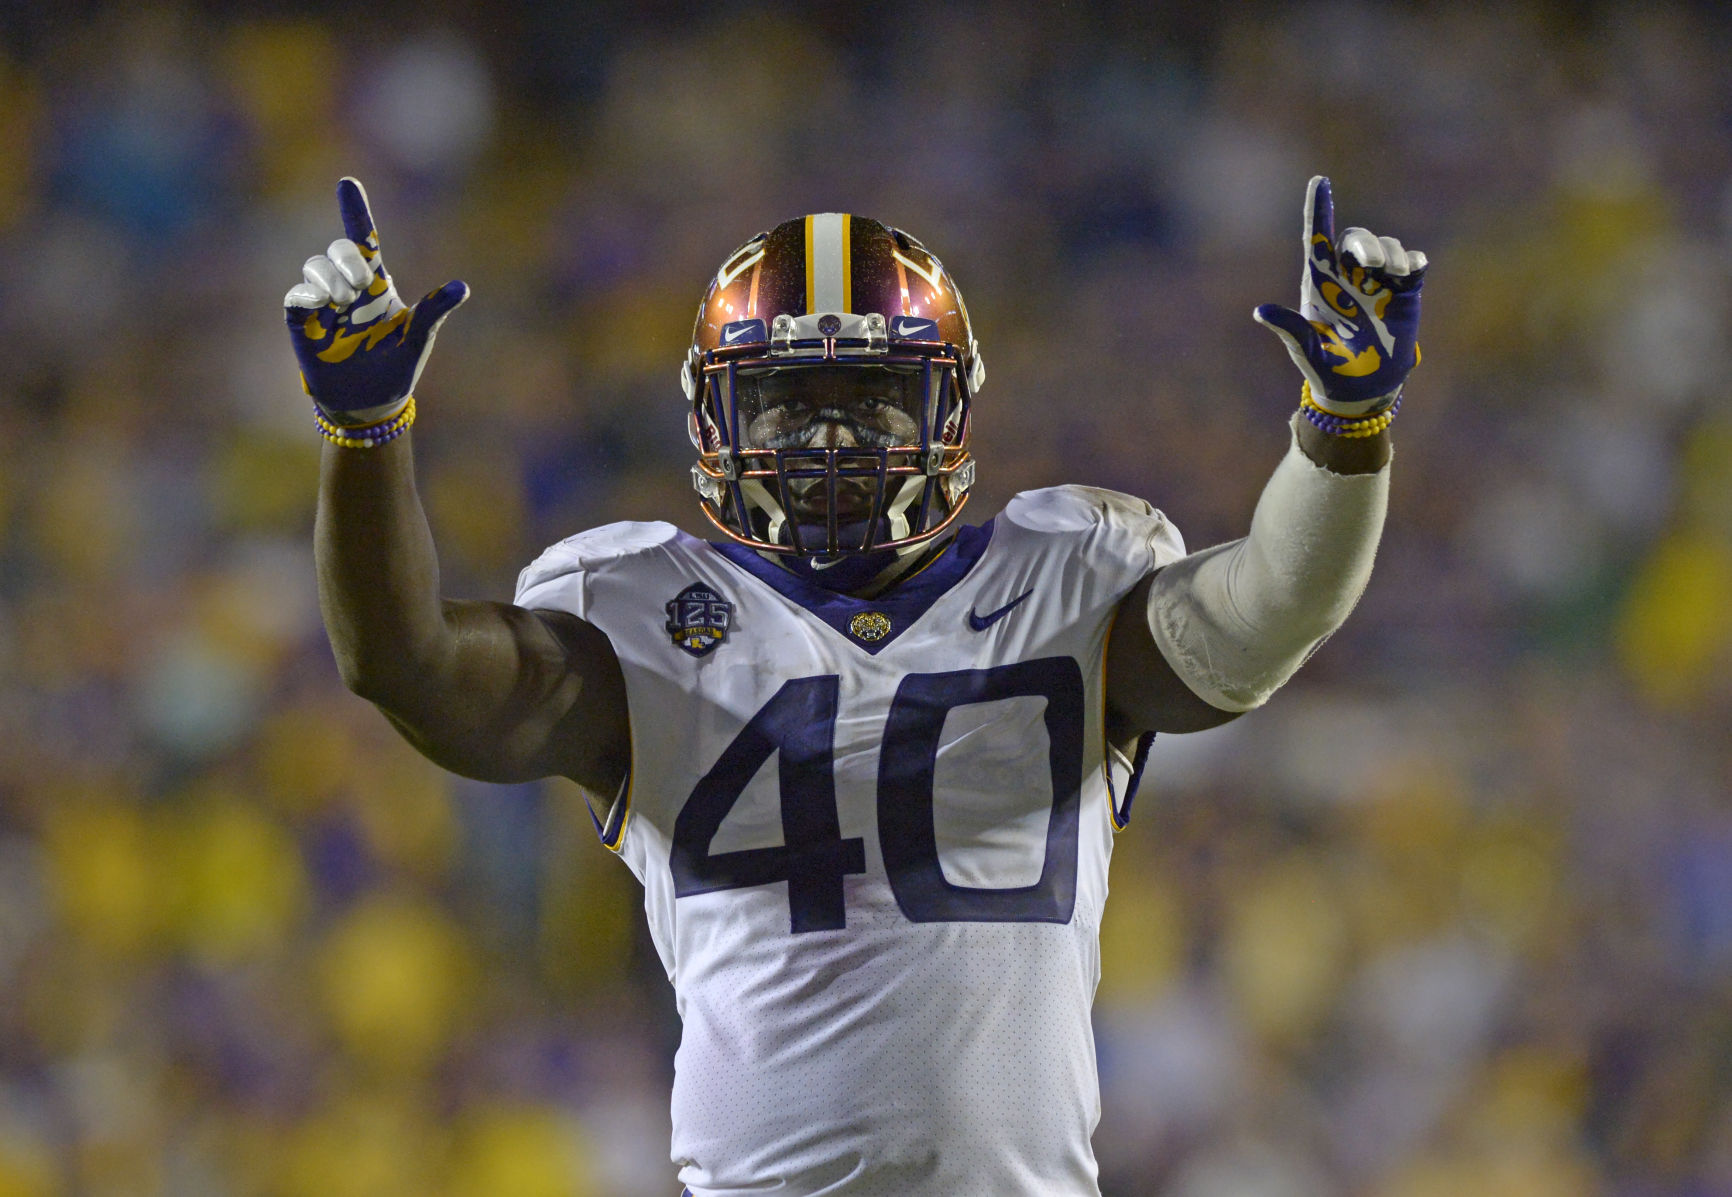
[283,177,469,427]
[1254,175,1426,417]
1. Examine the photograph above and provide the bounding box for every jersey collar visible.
[709,521,996,655]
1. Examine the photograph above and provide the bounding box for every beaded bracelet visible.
[312,396,412,434]
[313,396,417,449]
[1299,384,1399,439]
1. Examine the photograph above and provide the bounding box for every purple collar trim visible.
[709,521,996,654]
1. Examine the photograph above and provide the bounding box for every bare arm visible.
[316,434,629,790]
[1105,421,1388,734]
[286,178,629,792]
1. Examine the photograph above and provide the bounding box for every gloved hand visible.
[284,178,468,424]
[1254,176,1426,417]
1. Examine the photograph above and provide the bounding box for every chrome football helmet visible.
[682,214,985,557]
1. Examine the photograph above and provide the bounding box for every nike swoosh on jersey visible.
[967,588,1034,632]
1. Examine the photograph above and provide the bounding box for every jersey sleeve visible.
[514,542,588,616]
[1085,485,1186,572]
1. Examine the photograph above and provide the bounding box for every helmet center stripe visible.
[807,213,849,315]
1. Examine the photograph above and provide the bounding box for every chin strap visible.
[738,472,940,557]
[739,479,787,546]
[883,475,924,542]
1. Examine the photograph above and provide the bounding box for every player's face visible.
[736,366,924,523]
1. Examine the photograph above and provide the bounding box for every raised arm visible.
[1108,176,1424,733]
[286,179,629,790]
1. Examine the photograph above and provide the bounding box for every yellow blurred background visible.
[1,3,1730,1194]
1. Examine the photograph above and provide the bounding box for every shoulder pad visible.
[1001,485,1185,568]
[1003,485,1157,533]
[516,521,682,601]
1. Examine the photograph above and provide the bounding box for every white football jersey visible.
[515,486,1185,1197]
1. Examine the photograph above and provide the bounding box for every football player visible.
[285,176,1423,1195]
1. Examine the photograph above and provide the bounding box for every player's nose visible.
[817,421,858,449]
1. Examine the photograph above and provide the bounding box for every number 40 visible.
[669,657,1085,933]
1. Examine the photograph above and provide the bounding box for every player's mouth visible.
[780,473,881,524]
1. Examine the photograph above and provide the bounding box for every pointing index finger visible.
[1303,175,1335,248]
[336,177,378,250]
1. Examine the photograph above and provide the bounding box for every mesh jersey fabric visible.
[515,486,1185,1197]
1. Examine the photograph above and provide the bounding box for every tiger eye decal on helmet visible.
[683,214,984,559]
[714,236,766,292]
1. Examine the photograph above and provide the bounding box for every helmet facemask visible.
[689,316,976,558]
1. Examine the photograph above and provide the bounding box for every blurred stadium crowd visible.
[1,2,1730,1194]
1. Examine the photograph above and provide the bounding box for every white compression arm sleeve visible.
[1146,420,1389,712]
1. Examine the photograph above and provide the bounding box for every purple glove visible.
[1254,176,1426,416]
[283,178,468,422]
